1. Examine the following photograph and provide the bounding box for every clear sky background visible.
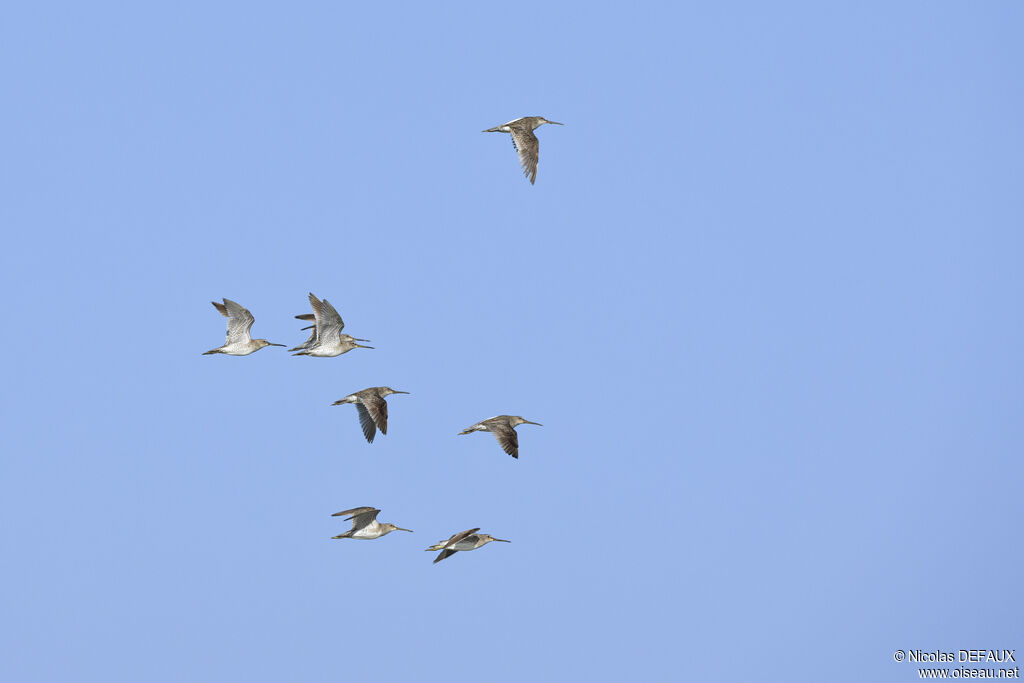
[2,2,1022,681]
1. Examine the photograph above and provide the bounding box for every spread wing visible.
[427,528,479,552]
[491,423,520,458]
[307,293,326,344]
[445,528,481,547]
[218,299,255,345]
[355,403,378,443]
[332,506,380,530]
[363,395,389,436]
[332,506,378,518]
[510,127,540,185]
[433,548,459,564]
[311,294,345,345]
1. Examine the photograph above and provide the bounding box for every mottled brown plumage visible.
[458,415,542,459]
[293,292,373,357]
[202,298,284,356]
[483,116,563,184]
[426,528,510,563]
[330,507,412,539]
[332,387,410,443]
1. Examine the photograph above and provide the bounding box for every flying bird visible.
[331,507,412,540]
[202,298,284,356]
[483,116,563,184]
[332,387,410,443]
[293,293,373,357]
[288,312,369,353]
[426,528,510,564]
[458,415,542,459]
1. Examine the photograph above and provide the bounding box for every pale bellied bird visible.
[483,116,563,184]
[332,387,410,443]
[331,507,412,540]
[288,312,369,353]
[293,293,372,357]
[458,415,542,459]
[202,298,284,356]
[427,528,510,564]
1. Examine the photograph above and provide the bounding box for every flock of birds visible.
[204,121,560,562]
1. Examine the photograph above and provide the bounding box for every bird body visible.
[331,507,412,540]
[427,528,510,563]
[332,387,409,443]
[289,312,369,352]
[202,298,284,356]
[459,415,542,459]
[483,116,562,184]
[293,293,372,357]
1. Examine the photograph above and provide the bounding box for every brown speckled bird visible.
[426,528,510,564]
[483,116,563,184]
[332,387,410,443]
[458,415,542,459]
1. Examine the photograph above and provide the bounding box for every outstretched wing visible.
[307,293,326,343]
[445,528,481,547]
[363,395,389,436]
[218,299,255,344]
[313,296,345,345]
[355,403,377,443]
[433,548,459,564]
[427,528,480,552]
[490,423,520,458]
[332,506,381,531]
[332,506,379,520]
[509,127,540,184]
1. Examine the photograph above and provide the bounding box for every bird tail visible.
[482,126,503,133]
[202,348,222,355]
[331,532,352,540]
[458,429,474,435]
[292,351,309,356]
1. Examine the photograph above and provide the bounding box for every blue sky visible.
[2,2,1022,681]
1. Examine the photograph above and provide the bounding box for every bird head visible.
[383,523,413,534]
[256,340,286,349]
[538,117,563,127]
[381,388,410,397]
[480,534,511,545]
[512,416,543,428]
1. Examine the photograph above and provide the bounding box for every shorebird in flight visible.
[288,312,369,353]
[483,116,562,184]
[202,298,284,356]
[293,293,372,357]
[427,528,510,564]
[459,415,542,459]
[331,507,412,540]
[332,387,410,443]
